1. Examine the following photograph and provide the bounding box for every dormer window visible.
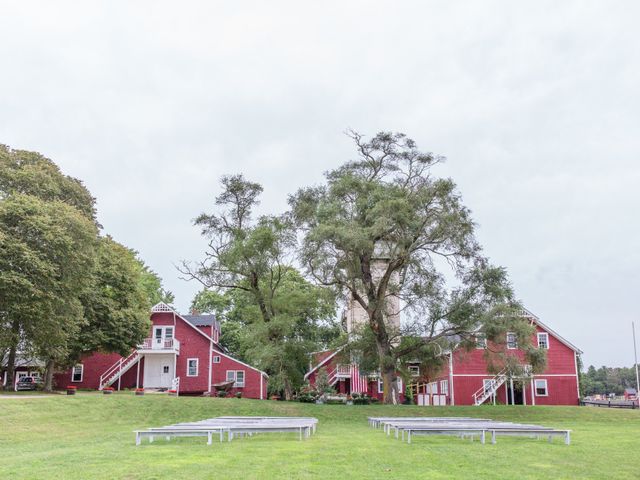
[506,332,517,349]
[475,334,487,349]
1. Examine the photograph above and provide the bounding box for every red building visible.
[306,309,581,406]
[54,302,268,398]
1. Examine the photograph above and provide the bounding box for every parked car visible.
[15,376,42,391]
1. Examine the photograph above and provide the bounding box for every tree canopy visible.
[290,131,540,403]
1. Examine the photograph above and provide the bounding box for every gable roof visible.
[303,346,346,380]
[151,302,215,344]
[522,308,582,354]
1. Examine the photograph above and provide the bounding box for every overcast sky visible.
[1,1,638,367]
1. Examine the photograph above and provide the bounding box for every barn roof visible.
[182,314,220,331]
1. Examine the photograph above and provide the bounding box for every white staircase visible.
[98,351,141,390]
[472,369,508,405]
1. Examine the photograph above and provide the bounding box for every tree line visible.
[0,145,172,390]
[581,365,639,396]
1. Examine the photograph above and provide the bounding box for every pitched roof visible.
[182,314,220,331]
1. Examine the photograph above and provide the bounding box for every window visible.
[377,379,383,394]
[506,332,517,349]
[475,334,487,349]
[163,366,170,374]
[483,379,494,394]
[71,365,83,382]
[213,356,221,364]
[165,327,174,339]
[30,371,40,379]
[537,332,549,349]
[408,365,420,377]
[187,358,199,377]
[440,380,449,396]
[226,370,245,387]
[535,379,548,396]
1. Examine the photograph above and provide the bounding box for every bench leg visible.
[220,430,223,442]
[565,432,571,445]
[408,431,411,444]
[149,435,154,444]
[207,431,212,445]
[136,433,141,446]
[481,431,486,445]
[491,431,496,444]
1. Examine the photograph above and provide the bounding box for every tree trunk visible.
[283,377,293,401]
[3,320,20,391]
[371,310,398,404]
[43,358,55,392]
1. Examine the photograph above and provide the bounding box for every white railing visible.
[336,364,351,377]
[99,351,140,390]
[138,337,180,352]
[472,369,508,406]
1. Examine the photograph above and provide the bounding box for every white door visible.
[153,326,174,350]
[142,355,174,388]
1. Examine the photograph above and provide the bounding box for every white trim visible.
[527,311,582,354]
[213,355,221,363]
[303,346,345,380]
[71,364,84,383]
[187,358,199,377]
[448,353,455,406]
[208,341,213,394]
[260,372,264,399]
[506,332,517,349]
[216,350,268,377]
[534,378,548,397]
[226,369,246,387]
[530,378,536,405]
[408,365,420,377]
[537,332,549,349]
[377,379,384,394]
[151,303,216,344]
[574,351,581,399]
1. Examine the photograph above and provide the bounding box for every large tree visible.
[290,131,541,403]
[182,175,340,398]
[0,145,168,390]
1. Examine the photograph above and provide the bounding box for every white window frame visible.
[213,355,221,364]
[377,379,383,394]
[534,379,548,397]
[483,378,494,394]
[475,334,487,349]
[440,379,449,396]
[408,365,420,377]
[506,332,517,349]
[235,370,245,387]
[537,332,549,349]
[187,358,199,377]
[226,370,245,387]
[71,364,84,383]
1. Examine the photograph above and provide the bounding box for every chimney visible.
[190,308,200,316]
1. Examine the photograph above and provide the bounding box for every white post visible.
[633,322,640,406]
[136,359,140,389]
[530,378,536,406]
[523,381,527,406]
[510,378,515,405]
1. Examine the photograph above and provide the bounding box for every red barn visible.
[306,309,581,406]
[420,309,581,406]
[54,302,268,398]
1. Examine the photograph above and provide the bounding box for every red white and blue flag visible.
[350,364,368,394]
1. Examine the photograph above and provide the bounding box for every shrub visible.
[235,391,242,399]
[217,390,227,398]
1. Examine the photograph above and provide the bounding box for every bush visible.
[351,393,371,405]
[217,390,227,398]
[235,391,242,399]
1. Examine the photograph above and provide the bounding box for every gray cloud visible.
[1,0,638,366]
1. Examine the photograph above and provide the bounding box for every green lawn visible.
[1,393,638,479]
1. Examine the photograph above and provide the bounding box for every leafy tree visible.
[0,194,97,390]
[136,259,175,306]
[70,236,154,362]
[183,175,340,398]
[290,131,539,403]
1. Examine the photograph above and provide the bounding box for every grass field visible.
[1,393,639,479]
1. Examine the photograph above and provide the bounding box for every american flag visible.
[350,364,368,394]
